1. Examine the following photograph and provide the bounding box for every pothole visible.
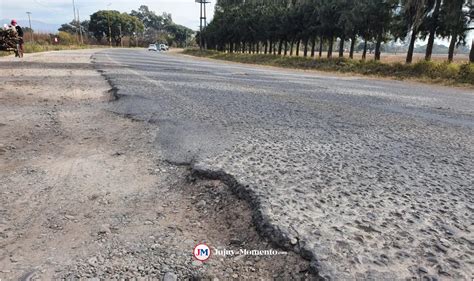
[60,166,312,279]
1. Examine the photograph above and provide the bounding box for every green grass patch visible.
[183,49,474,86]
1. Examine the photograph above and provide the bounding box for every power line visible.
[77,9,83,44]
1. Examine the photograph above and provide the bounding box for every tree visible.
[398,0,432,63]
[439,0,472,62]
[130,5,164,30]
[165,23,194,47]
[58,20,89,40]
[89,10,143,46]
[205,0,471,63]
[319,0,343,58]
[372,0,397,61]
[424,0,442,61]
[23,27,34,33]
[130,5,193,46]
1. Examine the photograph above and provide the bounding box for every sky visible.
[0,0,472,44]
[0,0,216,30]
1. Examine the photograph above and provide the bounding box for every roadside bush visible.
[24,42,45,53]
[458,63,474,84]
[58,31,77,45]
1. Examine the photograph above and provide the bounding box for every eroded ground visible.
[0,51,310,280]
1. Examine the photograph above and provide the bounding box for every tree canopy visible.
[88,10,144,46]
[58,5,194,47]
[203,0,474,63]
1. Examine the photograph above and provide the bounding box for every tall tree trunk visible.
[242,41,245,53]
[406,29,417,64]
[278,39,283,55]
[349,35,355,59]
[257,41,260,54]
[296,40,300,56]
[448,34,457,63]
[303,38,309,57]
[425,0,442,61]
[327,36,334,58]
[311,36,316,57]
[470,39,474,63]
[374,34,382,61]
[273,42,277,55]
[264,41,268,54]
[290,40,294,56]
[319,37,323,58]
[338,35,345,58]
[284,40,288,56]
[229,42,234,53]
[269,39,273,54]
[362,38,368,60]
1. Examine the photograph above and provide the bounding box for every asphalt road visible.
[94,49,473,280]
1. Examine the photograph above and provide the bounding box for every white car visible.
[148,44,158,51]
[159,44,169,51]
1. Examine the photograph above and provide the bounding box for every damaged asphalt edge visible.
[191,164,322,278]
[91,56,120,101]
[90,54,322,279]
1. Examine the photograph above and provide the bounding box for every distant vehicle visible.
[148,44,158,51]
[159,44,169,51]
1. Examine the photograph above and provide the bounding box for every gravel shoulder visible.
[0,50,310,280]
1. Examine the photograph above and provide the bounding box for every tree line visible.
[202,0,474,63]
[59,5,194,47]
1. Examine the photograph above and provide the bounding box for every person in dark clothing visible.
[11,19,24,57]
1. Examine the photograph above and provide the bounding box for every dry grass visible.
[353,52,470,64]
[249,51,470,64]
[183,49,474,87]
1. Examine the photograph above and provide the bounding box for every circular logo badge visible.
[193,243,211,262]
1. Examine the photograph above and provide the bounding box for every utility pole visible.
[72,0,76,21]
[196,0,210,51]
[26,12,33,42]
[107,3,112,48]
[72,0,79,43]
[77,9,83,44]
[199,1,202,50]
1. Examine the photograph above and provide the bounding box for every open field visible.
[345,52,470,64]
[240,51,470,64]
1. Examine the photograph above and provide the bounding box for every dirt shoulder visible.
[0,50,311,280]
